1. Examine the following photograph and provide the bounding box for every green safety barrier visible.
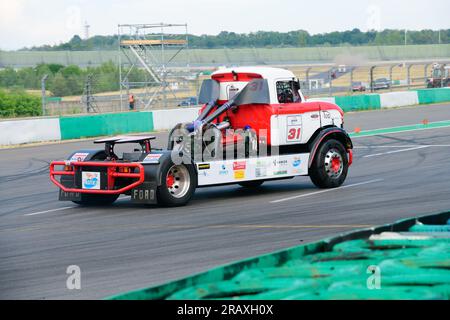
[417,88,450,105]
[108,211,450,300]
[45,97,62,102]
[335,94,381,112]
[59,111,154,140]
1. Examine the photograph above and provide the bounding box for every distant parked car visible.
[351,81,366,92]
[372,78,391,90]
[178,97,198,107]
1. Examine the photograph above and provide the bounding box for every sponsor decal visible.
[292,158,302,167]
[70,152,89,162]
[273,170,288,176]
[255,167,267,178]
[322,111,331,119]
[287,115,302,126]
[234,170,245,180]
[219,164,229,176]
[233,161,246,171]
[143,153,163,163]
[255,159,269,177]
[292,157,302,174]
[198,163,211,170]
[273,159,288,167]
[82,172,100,190]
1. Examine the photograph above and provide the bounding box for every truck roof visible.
[212,66,296,81]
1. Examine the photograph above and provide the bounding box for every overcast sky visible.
[0,0,449,50]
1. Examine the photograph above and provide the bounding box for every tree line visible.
[0,62,149,117]
[24,29,450,51]
[0,61,147,97]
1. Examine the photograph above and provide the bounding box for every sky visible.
[0,0,449,50]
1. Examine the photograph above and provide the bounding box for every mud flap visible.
[58,176,81,201]
[130,182,158,204]
[59,189,81,201]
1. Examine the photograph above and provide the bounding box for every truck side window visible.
[277,81,301,103]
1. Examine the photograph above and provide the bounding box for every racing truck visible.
[50,67,353,207]
[427,63,450,88]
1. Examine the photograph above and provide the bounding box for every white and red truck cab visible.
[50,67,353,207]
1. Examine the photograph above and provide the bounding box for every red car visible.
[352,81,366,92]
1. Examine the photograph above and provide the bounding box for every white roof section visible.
[212,66,296,81]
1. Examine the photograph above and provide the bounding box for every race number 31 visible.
[286,115,302,142]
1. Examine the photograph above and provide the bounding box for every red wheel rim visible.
[166,174,175,188]
[331,156,341,173]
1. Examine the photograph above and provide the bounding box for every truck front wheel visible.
[309,139,348,188]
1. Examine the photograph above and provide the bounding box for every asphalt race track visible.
[2,103,450,299]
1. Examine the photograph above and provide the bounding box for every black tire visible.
[156,160,197,207]
[239,180,264,188]
[72,194,119,206]
[309,139,348,189]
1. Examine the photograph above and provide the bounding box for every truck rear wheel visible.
[157,161,197,207]
[309,139,348,189]
[72,194,119,206]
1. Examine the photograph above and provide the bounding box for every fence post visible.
[350,67,354,95]
[305,67,311,96]
[41,74,48,116]
[389,65,395,92]
[407,64,413,90]
[424,64,430,88]
[370,66,376,93]
[328,68,332,96]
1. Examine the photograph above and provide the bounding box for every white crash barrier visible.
[152,107,201,131]
[307,97,336,104]
[0,118,61,145]
[380,91,419,109]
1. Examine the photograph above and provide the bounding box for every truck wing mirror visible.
[232,79,270,106]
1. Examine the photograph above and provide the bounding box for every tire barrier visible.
[108,211,450,300]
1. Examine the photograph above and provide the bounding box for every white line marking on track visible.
[351,121,450,140]
[270,179,384,204]
[24,206,74,216]
[354,145,450,149]
[363,146,429,158]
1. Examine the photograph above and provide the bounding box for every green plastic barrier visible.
[409,224,450,233]
[417,88,450,105]
[108,211,450,300]
[335,94,381,112]
[59,111,154,140]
